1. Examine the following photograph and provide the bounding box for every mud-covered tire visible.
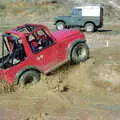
[19,70,40,86]
[71,43,89,64]
[85,23,95,32]
[56,22,65,30]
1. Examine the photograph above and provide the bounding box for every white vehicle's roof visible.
[74,5,103,9]
[72,5,103,17]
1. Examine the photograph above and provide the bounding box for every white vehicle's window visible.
[78,9,82,16]
[72,9,82,16]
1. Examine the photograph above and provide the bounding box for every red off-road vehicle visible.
[0,24,89,85]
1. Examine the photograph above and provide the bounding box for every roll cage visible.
[0,34,26,69]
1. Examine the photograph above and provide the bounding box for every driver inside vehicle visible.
[11,38,26,64]
[28,35,43,53]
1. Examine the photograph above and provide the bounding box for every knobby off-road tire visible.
[19,70,40,87]
[56,22,65,30]
[85,23,95,32]
[71,43,89,64]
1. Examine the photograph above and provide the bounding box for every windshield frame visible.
[0,33,25,69]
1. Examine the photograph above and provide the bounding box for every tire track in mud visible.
[0,57,96,119]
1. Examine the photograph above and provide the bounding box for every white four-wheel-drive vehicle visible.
[54,5,104,32]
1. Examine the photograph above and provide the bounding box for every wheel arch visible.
[67,40,86,61]
[84,21,96,27]
[14,66,41,85]
[55,20,66,25]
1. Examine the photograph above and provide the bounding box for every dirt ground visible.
[0,24,120,120]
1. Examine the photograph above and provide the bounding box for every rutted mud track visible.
[0,25,120,120]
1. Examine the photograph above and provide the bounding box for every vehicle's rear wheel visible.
[19,70,40,87]
[56,22,65,30]
[85,23,95,32]
[71,43,89,64]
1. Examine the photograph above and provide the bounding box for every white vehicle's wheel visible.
[85,23,95,32]
[56,22,65,30]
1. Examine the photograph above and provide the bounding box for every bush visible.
[0,4,6,10]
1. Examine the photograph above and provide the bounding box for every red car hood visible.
[52,29,85,41]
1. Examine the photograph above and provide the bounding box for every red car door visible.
[29,29,60,72]
[35,43,59,72]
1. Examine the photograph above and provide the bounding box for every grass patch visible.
[4,1,59,16]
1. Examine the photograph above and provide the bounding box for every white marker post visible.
[106,40,109,47]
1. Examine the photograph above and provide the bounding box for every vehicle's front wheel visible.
[85,23,95,32]
[71,43,89,64]
[56,22,65,30]
[19,70,40,87]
